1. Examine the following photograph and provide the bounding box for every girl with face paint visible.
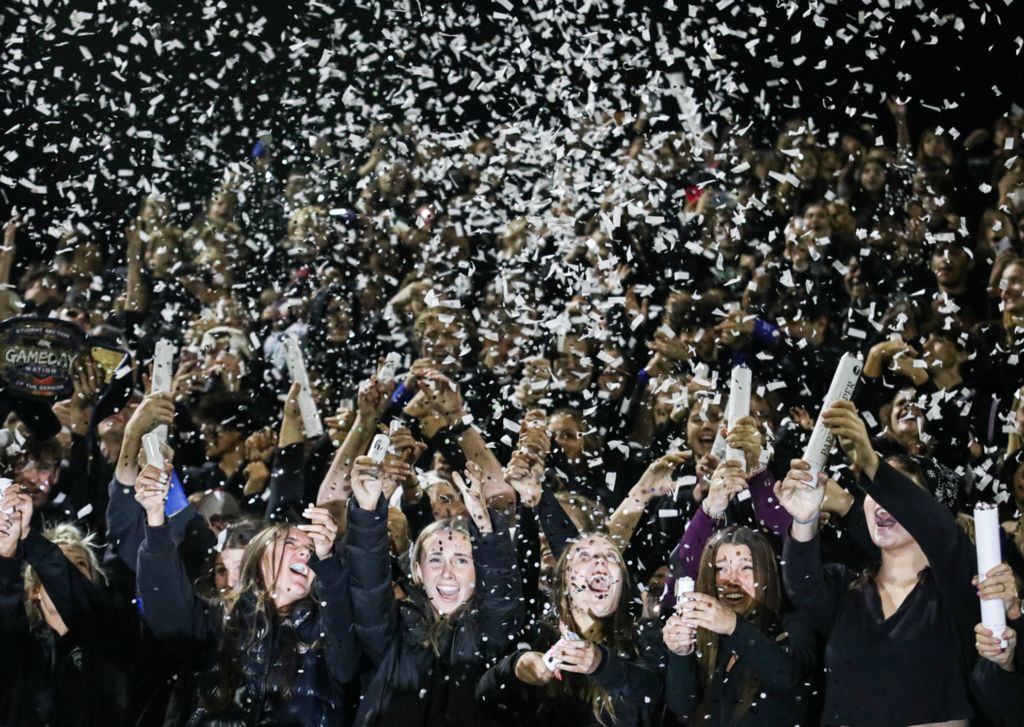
[477,533,665,727]
[345,456,523,727]
[662,526,816,725]
[778,400,983,726]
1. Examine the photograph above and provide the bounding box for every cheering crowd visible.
[1,97,1024,727]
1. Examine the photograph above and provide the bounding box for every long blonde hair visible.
[409,517,476,654]
[23,523,105,627]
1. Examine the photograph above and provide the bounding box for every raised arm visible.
[606,452,690,549]
[343,456,399,665]
[317,377,390,505]
[123,220,147,315]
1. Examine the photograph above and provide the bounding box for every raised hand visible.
[350,455,383,511]
[821,400,879,478]
[678,591,737,636]
[126,392,175,438]
[547,637,602,675]
[725,415,762,472]
[635,451,692,499]
[452,463,493,534]
[0,487,32,556]
[704,459,747,516]
[171,359,204,402]
[773,459,825,526]
[245,427,276,464]
[299,506,340,560]
[357,376,392,420]
[514,651,556,686]
[503,450,543,508]
[663,612,697,656]
[134,463,172,526]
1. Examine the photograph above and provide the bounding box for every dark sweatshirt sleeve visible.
[344,496,399,666]
[265,443,306,522]
[399,491,435,542]
[858,461,978,647]
[0,553,31,682]
[589,620,665,710]
[970,616,1024,721]
[664,651,700,719]
[471,510,524,656]
[782,533,854,635]
[308,550,359,686]
[514,503,542,620]
[721,612,817,691]
[21,528,109,635]
[475,650,536,722]
[136,523,217,649]
[538,485,579,559]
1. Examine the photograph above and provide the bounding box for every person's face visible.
[713,543,758,616]
[1012,462,1024,505]
[16,459,60,508]
[1000,262,1024,316]
[844,257,871,300]
[864,493,917,550]
[828,202,857,238]
[686,403,723,458]
[200,421,242,459]
[416,529,476,615]
[985,213,1013,247]
[216,547,245,592]
[565,535,624,620]
[803,204,831,236]
[427,481,467,520]
[921,133,948,162]
[931,244,971,289]
[860,161,886,193]
[792,152,819,182]
[549,412,584,462]
[596,352,629,400]
[923,334,963,373]
[261,528,315,608]
[325,300,352,342]
[419,320,464,373]
[889,389,922,438]
[749,395,772,436]
[554,336,593,393]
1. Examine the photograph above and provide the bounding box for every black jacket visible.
[137,523,358,726]
[346,496,523,727]
[664,612,817,726]
[475,619,666,727]
[0,528,132,727]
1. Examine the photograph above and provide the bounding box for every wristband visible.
[701,500,727,522]
[792,512,820,525]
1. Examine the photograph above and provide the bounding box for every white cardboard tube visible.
[974,503,1007,646]
[674,575,695,604]
[801,353,863,479]
[725,367,752,501]
[151,339,176,443]
[285,336,324,438]
[142,431,164,469]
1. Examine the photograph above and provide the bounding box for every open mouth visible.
[435,584,461,601]
[289,563,309,576]
[587,572,610,594]
[875,511,897,528]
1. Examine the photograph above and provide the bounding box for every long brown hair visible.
[550,533,635,726]
[202,524,317,715]
[692,526,782,723]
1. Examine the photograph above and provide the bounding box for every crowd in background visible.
[1,97,1024,726]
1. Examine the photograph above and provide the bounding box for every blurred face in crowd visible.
[262,528,315,608]
[920,130,951,163]
[16,458,61,508]
[415,527,475,615]
[564,534,624,620]
[923,333,966,374]
[844,256,872,300]
[860,159,887,193]
[931,243,972,291]
[549,412,585,462]
[32,543,95,632]
[1012,461,1024,506]
[713,543,758,616]
[426,480,467,520]
[553,334,593,393]
[802,203,831,237]
[1000,261,1024,316]
[596,349,629,401]
[828,201,857,240]
[889,389,922,440]
[325,298,353,343]
[686,401,723,458]
[418,318,465,373]
[215,547,245,592]
[199,420,243,459]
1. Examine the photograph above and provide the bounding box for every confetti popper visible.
[151,339,176,444]
[368,433,390,464]
[724,366,752,501]
[0,477,12,514]
[143,431,189,517]
[285,335,324,438]
[378,351,401,383]
[801,353,863,480]
[674,575,695,608]
[974,503,1008,648]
